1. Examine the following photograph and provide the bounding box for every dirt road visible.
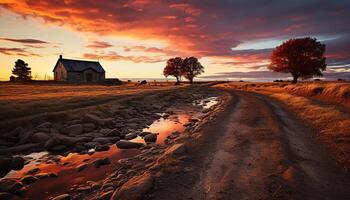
[148,89,350,200]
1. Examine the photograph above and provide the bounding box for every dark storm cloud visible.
[0,38,49,44]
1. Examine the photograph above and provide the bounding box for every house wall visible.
[54,61,106,82]
[67,72,83,82]
[82,69,105,82]
[54,62,67,81]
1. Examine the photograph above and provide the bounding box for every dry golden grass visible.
[0,82,179,121]
[0,82,177,101]
[271,92,350,170]
[216,81,350,108]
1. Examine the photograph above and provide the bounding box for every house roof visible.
[53,58,105,73]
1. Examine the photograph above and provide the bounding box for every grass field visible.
[0,82,180,123]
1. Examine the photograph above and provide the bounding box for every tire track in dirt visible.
[149,89,350,200]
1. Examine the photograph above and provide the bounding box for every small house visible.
[53,55,105,82]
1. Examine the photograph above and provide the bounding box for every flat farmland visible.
[0,82,179,121]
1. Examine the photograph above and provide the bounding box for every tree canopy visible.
[269,37,326,83]
[12,59,31,81]
[163,57,183,84]
[182,57,204,83]
[163,56,204,84]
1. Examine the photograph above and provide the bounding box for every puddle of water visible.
[7,113,190,200]
[132,114,189,144]
[194,97,219,109]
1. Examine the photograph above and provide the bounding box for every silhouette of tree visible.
[163,57,183,84]
[269,37,326,83]
[182,57,204,84]
[12,59,31,81]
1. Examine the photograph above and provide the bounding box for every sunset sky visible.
[0,0,350,81]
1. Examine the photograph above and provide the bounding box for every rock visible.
[164,143,186,156]
[167,131,180,139]
[101,183,114,190]
[83,114,104,126]
[52,194,71,200]
[83,123,96,132]
[44,137,60,150]
[93,158,111,168]
[92,137,111,145]
[109,137,120,143]
[100,128,112,135]
[126,123,139,129]
[4,127,24,138]
[190,118,199,123]
[76,185,92,192]
[20,175,38,185]
[17,130,32,145]
[0,192,11,199]
[125,133,138,140]
[25,167,39,175]
[95,145,110,152]
[65,124,83,135]
[202,108,210,113]
[0,143,40,154]
[0,156,12,176]
[84,142,99,149]
[102,129,121,137]
[76,163,88,172]
[49,172,58,178]
[139,132,152,137]
[50,145,67,152]
[144,133,157,143]
[0,179,23,193]
[35,173,50,179]
[56,135,81,146]
[99,190,114,200]
[31,132,50,143]
[111,172,153,200]
[36,122,52,132]
[10,157,25,171]
[116,141,144,149]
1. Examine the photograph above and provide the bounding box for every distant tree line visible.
[163,56,204,84]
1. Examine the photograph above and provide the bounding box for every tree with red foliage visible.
[182,57,204,84]
[269,37,326,83]
[163,57,183,84]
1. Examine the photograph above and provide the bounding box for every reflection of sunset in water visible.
[9,113,190,200]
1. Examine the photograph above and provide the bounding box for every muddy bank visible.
[70,89,230,200]
[0,84,225,199]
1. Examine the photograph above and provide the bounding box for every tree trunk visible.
[292,75,298,84]
[190,78,193,84]
[176,76,180,83]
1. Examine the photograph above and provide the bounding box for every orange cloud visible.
[0,47,40,57]
[83,51,166,63]
[86,41,113,49]
[1,0,350,71]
